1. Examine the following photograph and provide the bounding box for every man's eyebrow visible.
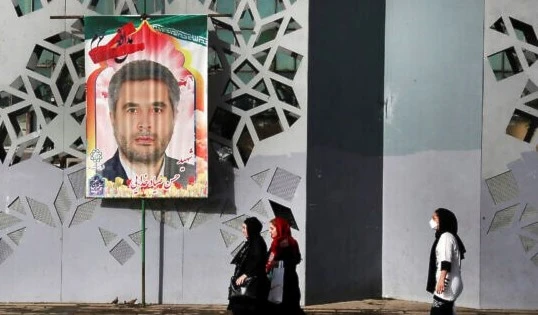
[152,101,171,108]
[121,102,139,109]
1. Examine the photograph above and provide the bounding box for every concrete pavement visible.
[0,299,536,314]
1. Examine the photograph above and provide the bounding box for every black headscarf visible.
[244,217,263,239]
[231,217,263,266]
[426,208,466,293]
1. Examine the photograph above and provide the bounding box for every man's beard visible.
[116,134,170,164]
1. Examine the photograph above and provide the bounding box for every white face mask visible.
[429,218,438,230]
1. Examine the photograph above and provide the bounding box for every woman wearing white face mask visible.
[426,208,466,315]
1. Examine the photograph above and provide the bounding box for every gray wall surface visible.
[383,0,483,308]
[306,0,384,304]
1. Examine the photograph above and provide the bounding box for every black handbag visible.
[228,275,258,299]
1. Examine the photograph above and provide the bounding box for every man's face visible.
[110,79,175,165]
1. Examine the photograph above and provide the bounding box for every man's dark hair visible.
[108,60,180,114]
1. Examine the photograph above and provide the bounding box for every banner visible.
[85,15,208,198]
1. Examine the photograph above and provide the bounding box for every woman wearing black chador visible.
[228,217,269,315]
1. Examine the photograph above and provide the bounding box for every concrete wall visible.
[481,0,538,309]
[0,0,308,303]
[306,0,384,304]
[383,0,483,308]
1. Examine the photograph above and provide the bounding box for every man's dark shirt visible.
[101,151,196,188]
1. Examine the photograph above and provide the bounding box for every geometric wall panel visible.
[0,24,86,170]
[257,1,285,18]
[270,46,303,80]
[267,167,301,201]
[284,17,302,35]
[0,239,14,265]
[522,48,538,67]
[27,197,56,227]
[251,169,271,187]
[223,214,248,232]
[69,199,99,227]
[519,234,537,252]
[488,203,519,233]
[521,203,538,222]
[522,222,538,237]
[109,239,135,265]
[271,79,300,107]
[250,199,269,217]
[220,229,239,248]
[8,197,26,215]
[98,227,118,247]
[521,79,538,97]
[524,97,538,111]
[510,17,538,46]
[269,199,298,230]
[205,0,306,169]
[178,211,196,228]
[253,79,269,96]
[190,211,216,230]
[12,0,48,17]
[254,19,283,47]
[54,183,72,224]
[487,47,523,81]
[7,227,26,246]
[283,109,300,127]
[0,212,22,230]
[129,230,144,247]
[237,126,254,164]
[234,61,258,85]
[67,169,86,200]
[251,108,283,140]
[485,171,519,204]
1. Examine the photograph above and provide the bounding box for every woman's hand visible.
[435,279,445,294]
[436,270,448,294]
[235,274,248,286]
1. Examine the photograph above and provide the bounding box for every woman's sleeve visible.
[438,233,454,272]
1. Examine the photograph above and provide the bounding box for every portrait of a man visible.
[101,59,195,187]
[85,15,208,198]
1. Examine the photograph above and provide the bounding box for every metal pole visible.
[141,199,146,306]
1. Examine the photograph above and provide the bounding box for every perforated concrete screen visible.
[484,0,538,268]
[483,0,538,308]
[0,0,307,303]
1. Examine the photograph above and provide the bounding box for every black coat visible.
[270,245,304,314]
[228,236,269,313]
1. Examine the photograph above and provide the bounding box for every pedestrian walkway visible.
[0,299,536,314]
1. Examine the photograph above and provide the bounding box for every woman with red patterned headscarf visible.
[266,217,305,314]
